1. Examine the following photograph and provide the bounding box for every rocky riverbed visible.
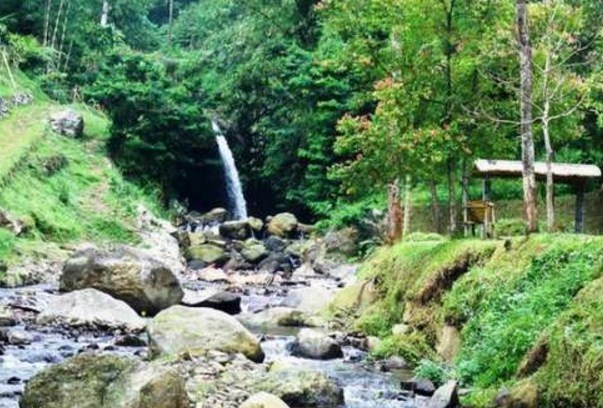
[0,208,453,408]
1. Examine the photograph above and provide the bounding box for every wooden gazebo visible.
[470,159,602,234]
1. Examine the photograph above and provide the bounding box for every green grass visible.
[0,71,164,266]
[352,239,496,338]
[533,277,603,407]
[343,233,603,407]
[451,235,603,387]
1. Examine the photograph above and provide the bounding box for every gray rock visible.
[200,208,229,225]
[241,392,290,408]
[20,353,189,408]
[147,305,264,362]
[428,381,459,408]
[239,307,310,328]
[401,378,436,397]
[49,109,84,138]
[11,92,33,106]
[182,289,241,315]
[60,246,184,316]
[258,253,290,274]
[280,285,334,314]
[265,236,287,253]
[292,329,343,360]
[219,220,250,240]
[37,289,145,331]
[251,361,344,407]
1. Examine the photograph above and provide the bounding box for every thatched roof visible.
[474,159,602,184]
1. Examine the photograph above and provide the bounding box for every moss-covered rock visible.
[147,305,265,362]
[251,361,344,407]
[241,392,290,408]
[20,353,188,408]
[242,239,269,263]
[267,213,298,237]
[185,244,228,265]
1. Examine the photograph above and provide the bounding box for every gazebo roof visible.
[474,159,602,184]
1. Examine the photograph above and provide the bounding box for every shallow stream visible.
[0,279,425,408]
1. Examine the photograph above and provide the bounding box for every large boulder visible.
[185,244,228,266]
[147,305,264,362]
[280,285,334,314]
[251,361,344,407]
[240,307,310,329]
[60,247,184,316]
[37,289,145,331]
[267,213,298,237]
[219,220,250,240]
[242,239,269,263]
[200,208,229,225]
[0,208,24,235]
[428,381,460,408]
[292,329,343,360]
[49,109,84,138]
[20,353,188,408]
[182,289,241,315]
[258,253,291,274]
[248,217,264,232]
[241,392,290,408]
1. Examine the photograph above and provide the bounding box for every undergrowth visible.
[452,236,603,387]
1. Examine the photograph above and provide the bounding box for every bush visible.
[414,359,455,386]
[495,218,528,237]
[371,333,435,366]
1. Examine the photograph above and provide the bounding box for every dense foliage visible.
[1,0,603,221]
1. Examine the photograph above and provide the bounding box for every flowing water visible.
[0,285,146,408]
[212,120,248,220]
[1,280,426,408]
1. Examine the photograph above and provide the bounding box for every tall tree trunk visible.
[543,117,554,231]
[50,0,65,51]
[168,0,174,46]
[387,179,403,243]
[447,160,458,234]
[462,161,469,237]
[542,0,555,232]
[57,0,71,70]
[403,175,412,237]
[43,0,53,47]
[517,0,538,233]
[101,0,110,27]
[429,180,443,233]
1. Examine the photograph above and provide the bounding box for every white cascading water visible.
[212,120,248,220]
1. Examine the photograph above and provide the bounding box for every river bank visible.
[0,209,439,408]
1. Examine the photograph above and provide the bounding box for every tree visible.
[517,0,538,233]
[534,0,590,231]
[101,0,110,27]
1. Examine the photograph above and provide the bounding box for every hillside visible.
[0,69,163,284]
[331,234,603,407]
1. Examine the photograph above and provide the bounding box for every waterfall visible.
[212,120,248,220]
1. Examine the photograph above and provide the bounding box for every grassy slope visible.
[0,71,163,271]
[338,234,603,407]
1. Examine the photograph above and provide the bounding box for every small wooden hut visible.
[471,159,602,234]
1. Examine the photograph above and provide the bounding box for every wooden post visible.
[574,181,586,234]
[462,163,469,237]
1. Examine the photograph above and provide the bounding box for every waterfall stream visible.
[212,120,248,220]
